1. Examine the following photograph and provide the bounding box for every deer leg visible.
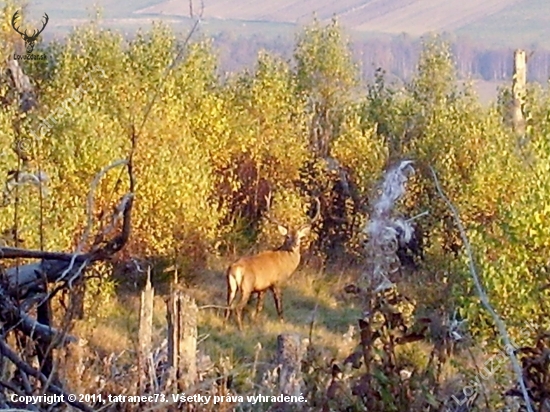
[225,274,238,320]
[271,286,284,321]
[253,291,266,319]
[236,288,252,331]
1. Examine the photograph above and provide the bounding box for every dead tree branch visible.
[0,340,93,412]
[6,60,37,112]
[429,165,534,412]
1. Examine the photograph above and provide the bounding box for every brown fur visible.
[224,224,311,330]
[224,194,321,330]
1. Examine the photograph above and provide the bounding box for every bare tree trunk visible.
[138,268,154,391]
[276,334,306,398]
[511,49,526,137]
[6,58,57,384]
[35,299,55,381]
[7,59,37,113]
[166,291,197,391]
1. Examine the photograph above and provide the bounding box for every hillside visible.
[25,0,550,48]
[135,0,521,35]
[19,0,545,106]
[455,0,550,47]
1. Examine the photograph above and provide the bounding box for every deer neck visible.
[277,243,301,265]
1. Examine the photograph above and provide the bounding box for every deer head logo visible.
[12,10,49,54]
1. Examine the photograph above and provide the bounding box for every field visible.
[27,0,550,49]
[27,0,547,104]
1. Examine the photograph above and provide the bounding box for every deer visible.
[12,10,49,54]
[224,194,321,330]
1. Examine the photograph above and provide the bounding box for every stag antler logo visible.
[11,10,49,54]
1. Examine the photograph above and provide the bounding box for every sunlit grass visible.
[71,261,362,373]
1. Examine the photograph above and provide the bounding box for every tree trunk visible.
[276,334,306,398]
[166,291,197,391]
[138,268,154,391]
[511,49,526,137]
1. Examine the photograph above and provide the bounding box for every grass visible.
[54,257,509,411]
[72,258,363,378]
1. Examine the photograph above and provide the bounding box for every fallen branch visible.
[5,260,84,293]
[429,165,534,412]
[0,162,134,384]
[17,309,77,345]
[0,340,93,412]
[0,286,77,345]
[2,186,133,294]
[0,247,88,261]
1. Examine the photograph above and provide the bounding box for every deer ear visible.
[297,225,311,238]
[277,225,288,236]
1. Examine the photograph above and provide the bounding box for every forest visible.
[214,30,550,84]
[0,1,550,411]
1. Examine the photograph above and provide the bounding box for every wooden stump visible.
[166,291,198,391]
[276,334,307,397]
[138,269,154,391]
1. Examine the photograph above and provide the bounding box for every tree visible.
[294,17,358,158]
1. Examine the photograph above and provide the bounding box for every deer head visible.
[12,11,49,54]
[264,192,321,253]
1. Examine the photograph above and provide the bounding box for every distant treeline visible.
[213,31,550,83]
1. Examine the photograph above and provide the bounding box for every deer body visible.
[230,249,300,293]
[225,196,319,330]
